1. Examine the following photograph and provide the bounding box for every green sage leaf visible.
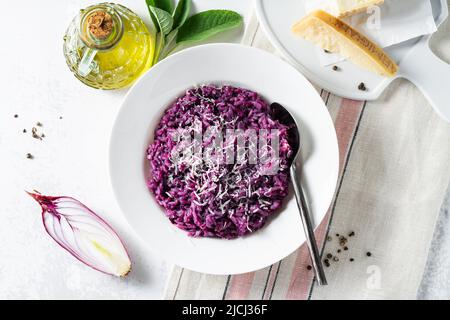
[177,10,243,44]
[172,0,191,30]
[158,29,179,61]
[147,0,173,13]
[152,31,166,65]
[149,6,174,35]
[145,0,160,30]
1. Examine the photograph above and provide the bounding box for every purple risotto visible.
[147,85,292,239]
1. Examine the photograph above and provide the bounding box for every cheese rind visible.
[292,10,398,77]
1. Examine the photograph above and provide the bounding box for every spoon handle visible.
[290,163,328,286]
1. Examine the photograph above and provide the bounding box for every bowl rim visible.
[109,43,339,275]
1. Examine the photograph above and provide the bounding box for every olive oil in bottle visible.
[63,3,155,90]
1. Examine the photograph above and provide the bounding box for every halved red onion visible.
[28,192,131,277]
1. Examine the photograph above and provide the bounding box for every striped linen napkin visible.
[163,9,450,300]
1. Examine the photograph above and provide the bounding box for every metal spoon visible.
[270,102,328,286]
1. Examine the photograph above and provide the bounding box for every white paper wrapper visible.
[304,0,437,66]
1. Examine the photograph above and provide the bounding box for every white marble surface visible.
[0,0,252,299]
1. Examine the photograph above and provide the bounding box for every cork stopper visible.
[87,10,113,39]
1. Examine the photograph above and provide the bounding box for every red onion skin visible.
[27,192,132,277]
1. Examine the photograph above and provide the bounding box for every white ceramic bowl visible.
[109,43,338,275]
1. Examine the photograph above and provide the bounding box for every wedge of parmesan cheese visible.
[305,0,385,17]
[292,10,398,77]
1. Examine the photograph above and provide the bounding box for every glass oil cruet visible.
[63,3,154,90]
